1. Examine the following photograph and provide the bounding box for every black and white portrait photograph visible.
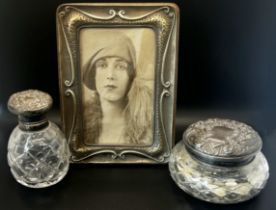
[80,28,155,147]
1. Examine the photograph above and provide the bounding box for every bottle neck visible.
[18,114,49,131]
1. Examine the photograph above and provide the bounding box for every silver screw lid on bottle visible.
[7,89,53,131]
[183,118,263,166]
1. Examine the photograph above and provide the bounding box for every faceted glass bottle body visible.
[7,122,70,188]
[169,141,269,204]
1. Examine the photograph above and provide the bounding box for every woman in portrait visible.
[82,32,153,146]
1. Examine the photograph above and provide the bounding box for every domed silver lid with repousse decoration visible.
[183,118,263,166]
[8,89,53,131]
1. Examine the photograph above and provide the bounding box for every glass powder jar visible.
[7,90,70,188]
[169,118,269,204]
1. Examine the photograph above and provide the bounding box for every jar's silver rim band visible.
[183,140,259,167]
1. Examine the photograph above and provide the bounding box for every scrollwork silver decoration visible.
[160,89,172,155]
[117,7,170,20]
[72,150,167,163]
[63,6,171,21]
[160,9,175,88]
[58,12,75,87]
[71,150,118,162]
[64,89,77,144]
[64,6,117,20]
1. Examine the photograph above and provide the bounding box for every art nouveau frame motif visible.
[57,3,179,163]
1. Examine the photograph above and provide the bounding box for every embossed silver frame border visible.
[56,3,179,163]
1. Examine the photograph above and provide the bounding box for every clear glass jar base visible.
[169,141,269,204]
[10,165,69,188]
[7,122,70,188]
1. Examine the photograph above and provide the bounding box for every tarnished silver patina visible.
[184,118,263,166]
[8,89,52,116]
[169,118,269,204]
[56,3,179,164]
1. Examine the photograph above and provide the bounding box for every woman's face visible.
[95,57,131,102]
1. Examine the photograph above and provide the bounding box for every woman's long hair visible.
[83,77,153,146]
[83,91,102,145]
[124,78,153,145]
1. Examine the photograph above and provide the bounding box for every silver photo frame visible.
[56,3,179,163]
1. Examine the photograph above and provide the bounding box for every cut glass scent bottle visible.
[7,89,70,188]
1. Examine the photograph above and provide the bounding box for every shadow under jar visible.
[7,90,70,188]
[169,118,269,204]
